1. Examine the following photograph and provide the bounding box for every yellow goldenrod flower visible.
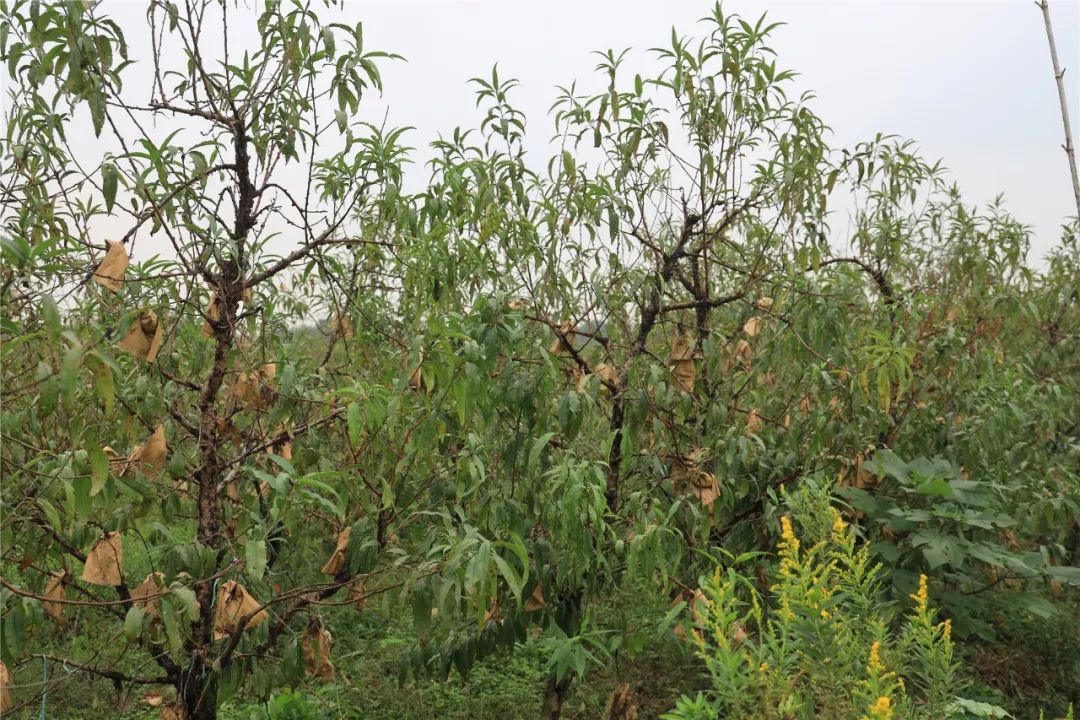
[867,641,883,673]
[779,515,799,552]
[910,574,928,611]
[820,609,830,620]
[865,695,893,720]
[758,662,768,672]
[831,507,847,536]
[941,618,952,640]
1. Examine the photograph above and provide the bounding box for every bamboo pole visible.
[1038,0,1080,219]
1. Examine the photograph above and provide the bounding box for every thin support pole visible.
[1038,0,1080,219]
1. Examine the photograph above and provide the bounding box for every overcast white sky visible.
[353,0,1080,259]
[8,0,1080,262]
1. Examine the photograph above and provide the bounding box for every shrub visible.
[664,500,1008,720]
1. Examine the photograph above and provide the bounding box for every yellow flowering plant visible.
[663,486,1002,720]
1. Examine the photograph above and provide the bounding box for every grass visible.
[7,590,703,720]
[965,596,1080,720]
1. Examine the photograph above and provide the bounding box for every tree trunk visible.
[541,676,572,720]
[180,661,217,720]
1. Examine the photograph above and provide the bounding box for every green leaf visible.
[160,597,183,653]
[89,445,109,496]
[912,477,953,497]
[59,346,82,409]
[41,294,61,338]
[347,401,361,447]
[37,498,62,532]
[322,27,336,58]
[102,162,117,213]
[1047,565,1080,586]
[86,353,114,416]
[528,432,555,474]
[170,586,200,622]
[124,606,145,642]
[492,553,523,600]
[246,538,267,582]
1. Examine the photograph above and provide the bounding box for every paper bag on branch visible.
[82,531,124,586]
[92,240,128,293]
[669,334,700,392]
[302,623,335,681]
[125,424,168,479]
[131,571,167,615]
[160,702,187,720]
[347,579,366,610]
[320,526,351,575]
[268,425,292,461]
[201,293,222,336]
[746,408,763,434]
[743,316,764,337]
[407,350,425,390]
[213,580,267,639]
[331,310,354,340]
[548,321,574,354]
[594,363,619,387]
[230,364,277,411]
[523,582,546,612]
[482,603,502,624]
[1,661,13,713]
[604,682,638,720]
[44,570,66,621]
[726,339,752,372]
[118,310,164,363]
[669,448,718,506]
